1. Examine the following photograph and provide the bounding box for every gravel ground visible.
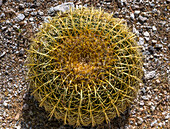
[0,0,169,129]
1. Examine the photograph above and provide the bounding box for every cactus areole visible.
[27,7,143,127]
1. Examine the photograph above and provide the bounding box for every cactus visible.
[26,7,143,127]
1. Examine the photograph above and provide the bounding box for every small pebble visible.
[152,40,157,44]
[138,37,144,45]
[141,96,149,101]
[133,27,139,36]
[145,37,150,41]
[138,15,147,23]
[148,46,155,54]
[0,12,5,18]
[134,10,140,15]
[38,11,44,15]
[29,17,34,22]
[15,14,25,22]
[143,31,150,37]
[3,111,6,117]
[0,51,6,58]
[152,26,157,31]
[145,71,156,80]
[165,114,169,119]
[155,44,163,50]
[3,100,8,107]
[137,117,143,125]
[151,106,156,112]
[130,13,135,20]
[139,101,144,106]
[30,11,37,16]
[147,101,152,106]
[151,120,157,127]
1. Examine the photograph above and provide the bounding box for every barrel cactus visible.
[26,7,143,127]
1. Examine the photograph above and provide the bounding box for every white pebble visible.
[143,31,150,37]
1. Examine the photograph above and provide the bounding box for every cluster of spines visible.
[27,7,143,127]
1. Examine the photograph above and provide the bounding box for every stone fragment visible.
[152,40,157,44]
[24,9,32,16]
[168,44,170,49]
[133,5,140,9]
[3,100,8,107]
[0,12,5,18]
[145,71,156,80]
[38,10,44,15]
[165,114,169,119]
[144,37,150,41]
[137,117,143,125]
[151,106,156,112]
[36,2,41,7]
[133,27,139,36]
[30,11,37,16]
[152,8,158,13]
[15,14,25,22]
[3,111,6,117]
[48,7,54,14]
[141,87,146,94]
[138,37,144,46]
[29,17,34,22]
[155,79,160,84]
[151,120,157,127]
[150,3,155,7]
[152,26,157,31]
[0,51,6,58]
[134,10,140,15]
[139,101,144,106]
[138,15,147,23]
[143,31,150,37]
[130,12,135,20]
[141,96,149,101]
[14,125,21,129]
[147,101,152,106]
[48,2,74,14]
[19,4,25,10]
[155,44,163,50]
[148,46,155,54]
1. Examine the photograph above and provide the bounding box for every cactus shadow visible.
[21,89,130,129]
[21,89,61,129]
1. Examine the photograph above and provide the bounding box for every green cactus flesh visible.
[26,7,143,127]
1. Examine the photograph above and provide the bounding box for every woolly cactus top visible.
[27,7,143,127]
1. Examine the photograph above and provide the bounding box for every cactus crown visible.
[27,7,143,127]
